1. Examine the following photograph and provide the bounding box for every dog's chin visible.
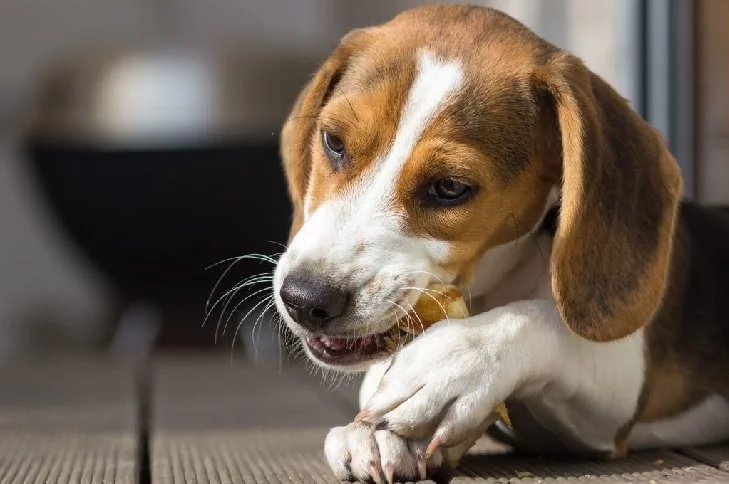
[299,325,400,373]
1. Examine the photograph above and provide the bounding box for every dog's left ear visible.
[534,53,683,342]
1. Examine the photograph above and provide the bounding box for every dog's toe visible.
[324,423,449,482]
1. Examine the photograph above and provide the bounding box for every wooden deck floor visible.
[1,354,728,483]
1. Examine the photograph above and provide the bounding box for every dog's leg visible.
[359,359,389,410]
[325,299,647,480]
[354,299,646,458]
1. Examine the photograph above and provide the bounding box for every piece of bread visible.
[388,283,511,428]
[397,283,470,333]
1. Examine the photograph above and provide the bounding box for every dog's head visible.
[273,5,682,371]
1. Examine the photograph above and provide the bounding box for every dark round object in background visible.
[23,137,292,347]
[19,49,316,349]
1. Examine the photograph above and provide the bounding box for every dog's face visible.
[273,6,682,371]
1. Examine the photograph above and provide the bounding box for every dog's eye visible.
[322,131,347,168]
[426,179,474,206]
[323,131,345,154]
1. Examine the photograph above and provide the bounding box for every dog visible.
[272,4,729,482]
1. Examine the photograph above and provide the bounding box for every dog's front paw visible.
[324,422,455,483]
[357,315,524,453]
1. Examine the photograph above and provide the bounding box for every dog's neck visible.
[467,224,555,315]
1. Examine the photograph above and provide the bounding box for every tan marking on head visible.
[304,73,412,214]
[395,6,683,341]
[281,4,548,244]
[379,7,562,284]
[395,135,557,282]
[282,5,683,344]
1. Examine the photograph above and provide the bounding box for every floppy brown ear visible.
[534,53,683,342]
[280,29,371,242]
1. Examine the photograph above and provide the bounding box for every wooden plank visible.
[150,356,354,432]
[456,448,729,483]
[153,429,729,483]
[682,445,729,471]
[0,357,138,483]
[150,355,729,483]
[151,355,355,484]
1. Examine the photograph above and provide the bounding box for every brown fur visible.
[280,28,374,242]
[635,204,729,423]
[280,4,729,452]
[533,54,683,342]
[282,6,682,344]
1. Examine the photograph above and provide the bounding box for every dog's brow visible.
[304,50,463,221]
[382,50,463,184]
[356,50,463,211]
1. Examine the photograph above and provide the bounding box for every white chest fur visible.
[629,395,729,449]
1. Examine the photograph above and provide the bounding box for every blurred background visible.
[0,0,725,362]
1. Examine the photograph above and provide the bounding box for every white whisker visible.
[385,299,419,350]
[399,270,445,285]
[220,279,274,324]
[267,240,289,251]
[400,286,450,323]
[205,273,272,325]
[232,294,276,354]
[250,298,277,362]
[206,253,279,270]
[403,299,424,333]
[218,284,273,342]
[205,253,278,315]
[386,299,413,324]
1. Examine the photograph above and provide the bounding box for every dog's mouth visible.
[305,326,411,366]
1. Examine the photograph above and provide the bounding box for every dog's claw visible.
[384,463,395,484]
[416,452,428,481]
[369,461,385,484]
[354,410,370,423]
[425,435,442,460]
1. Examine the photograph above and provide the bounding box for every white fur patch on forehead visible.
[355,50,463,261]
[303,50,463,221]
[371,50,464,196]
[393,50,464,159]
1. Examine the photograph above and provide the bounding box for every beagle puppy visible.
[272,4,729,482]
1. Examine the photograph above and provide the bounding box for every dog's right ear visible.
[280,29,371,242]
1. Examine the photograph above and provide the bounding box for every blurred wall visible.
[0,0,635,358]
[0,0,347,357]
[696,0,729,204]
[342,0,638,105]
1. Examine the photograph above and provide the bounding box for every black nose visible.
[279,275,348,330]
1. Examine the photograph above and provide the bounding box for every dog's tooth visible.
[321,337,347,350]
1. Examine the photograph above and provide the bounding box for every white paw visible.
[357,303,556,451]
[324,422,454,483]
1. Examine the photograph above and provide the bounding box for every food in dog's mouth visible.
[387,283,469,341]
[306,284,470,364]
